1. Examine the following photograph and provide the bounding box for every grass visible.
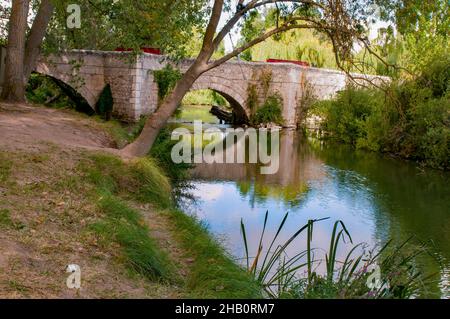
[0,152,12,183]
[241,212,434,299]
[91,195,173,281]
[0,209,25,231]
[80,152,261,297]
[166,209,262,298]
[79,153,174,281]
[0,209,14,229]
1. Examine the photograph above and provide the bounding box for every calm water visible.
[173,120,450,298]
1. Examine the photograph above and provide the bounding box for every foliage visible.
[82,152,260,298]
[92,195,173,281]
[167,208,262,298]
[310,55,450,170]
[241,212,433,299]
[84,154,172,209]
[45,0,207,58]
[238,9,336,68]
[183,27,226,59]
[153,65,182,101]
[26,73,76,109]
[251,94,284,126]
[182,89,228,107]
[150,127,193,188]
[95,84,114,120]
[246,84,259,114]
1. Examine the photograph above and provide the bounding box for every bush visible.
[310,54,449,170]
[251,94,284,125]
[153,65,182,101]
[95,84,114,120]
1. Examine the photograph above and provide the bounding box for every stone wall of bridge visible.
[36,51,387,126]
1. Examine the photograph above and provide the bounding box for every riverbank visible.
[0,102,260,298]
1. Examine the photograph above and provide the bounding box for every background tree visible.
[0,0,207,102]
[45,0,207,58]
[122,0,389,157]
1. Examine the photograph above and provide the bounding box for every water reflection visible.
[186,129,450,298]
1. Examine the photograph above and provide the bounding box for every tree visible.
[121,0,384,157]
[45,0,207,58]
[1,0,207,102]
[1,0,30,102]
[1,0,54,102]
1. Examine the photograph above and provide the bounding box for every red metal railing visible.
[266,59,310,67]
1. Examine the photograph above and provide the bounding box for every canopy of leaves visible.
[44,0,208,58]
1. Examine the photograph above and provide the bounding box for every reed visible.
[241,212,434,299]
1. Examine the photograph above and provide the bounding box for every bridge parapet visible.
[36,50,388,125]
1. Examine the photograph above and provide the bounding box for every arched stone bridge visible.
[36,50,385,126]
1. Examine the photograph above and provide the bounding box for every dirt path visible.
[0,103,115,152]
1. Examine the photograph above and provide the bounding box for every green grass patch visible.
[0,153,12,183]
[92,195,173,281]
[0,209,14,229]
[0,209,25,230]
[251,94,284,126]
[78,151,261,296]
[82,154,172,209]
[166,209,262,298]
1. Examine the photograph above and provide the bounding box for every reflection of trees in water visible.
[308,139,450,298]
[191,130,326,208]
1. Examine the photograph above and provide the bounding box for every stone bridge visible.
[33,50,384,126]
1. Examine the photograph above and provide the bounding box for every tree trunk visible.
[23,0,55,81]
[0,0,30,102]
[120,63,206,157]
[121,0,225,157]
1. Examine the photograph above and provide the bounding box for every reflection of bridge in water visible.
[191,130,326,203]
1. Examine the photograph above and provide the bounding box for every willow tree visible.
[122,0,387,157]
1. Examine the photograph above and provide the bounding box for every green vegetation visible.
[251,94,284,126]
[26,74,78,110]
[182,89,228,107]
[241,212,433,299]
[310,55,450,170]
[153,65,182,101]
[239,10,336,68]
[166,209,262,298]
[0,209,14,229]
[95,84,114,121]
[79,152,260,297]
[150,127,193,187]
[0,153,12,183]
[92,195,173,281]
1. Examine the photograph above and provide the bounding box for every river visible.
[170,110,450,298]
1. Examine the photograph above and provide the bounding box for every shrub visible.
[309,53,450,170]
[153,65,182,101]
[95,84,114,120]
[251,94,284,125]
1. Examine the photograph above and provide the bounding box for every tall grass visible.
[81,154,174,281]
[92,195,173,281]
[241,212,434,299]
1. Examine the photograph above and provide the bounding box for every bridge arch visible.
[190,77,250,123]
[35,61,104,112]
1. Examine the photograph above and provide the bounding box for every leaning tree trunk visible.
[120,63,206,157]
[1,0,30,102]
[23,0,55,81]
[121,0,223,157]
